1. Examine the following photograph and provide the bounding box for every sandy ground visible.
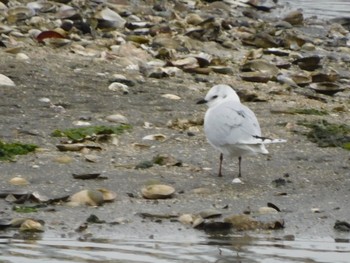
[0,47,349,241]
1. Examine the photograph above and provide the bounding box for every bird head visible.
[197,84,240,108]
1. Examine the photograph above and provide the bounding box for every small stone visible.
[105,114,129,124]
[9,177,29,186]
[141,184,175,199]
[54,155,73,164]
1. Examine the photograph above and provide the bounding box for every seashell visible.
[44,38,71,48]
[293,55,321,71]
[240,72,272,83]
[309,82,345,96]
[290,72,312,86]
[0,189,29,198]
[0,25,13,34]
[210,66,233,74]
[97,188,117,202]
[20,219,44,232]
[183,67,211,75]
[283,33,307,50]
[141,184,175,199]
[185,13,203,25]
[16,53,30,60]
[263,48,289,57]
[258,206,279,215]
[311,71,339,83]
[36,30,66,43]
[192,215,205,228]
[178,214,194,225]
[301,43,316,51]
[72,173,101,180]
[224,214,260,231]
[9,177,29,186]
[199,209,222,219]
[72,120,91,126]
[84,154,100,163]
[126,35,149,44]
[193,52,212,67]
[171,57,198,68]
[142,134,166,141]
[108,82,129,94]
[132,143,151,149]
[94,7,126,29]
[56,143,86,151]
[232,178,243,184]
[106,114,129,124]
[110,74,135,87]
[31,191,50,203]
[4,46,22,54]
[125,21,154,30]
[161,94,181,100]
[7,6,35,23]
[248,0,277,11]
[69,189,104,206]
[152,154,181,166]
[242,32,279,48]
[0,74,15,87]
[0,219,12,230]
[26,1,56,13]
[241,59,279,76]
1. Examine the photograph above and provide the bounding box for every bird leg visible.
[218,153,223,177]
[238,156,242,177]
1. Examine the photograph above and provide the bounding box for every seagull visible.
[197,84,286,178]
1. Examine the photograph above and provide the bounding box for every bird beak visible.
[196,99,207,104]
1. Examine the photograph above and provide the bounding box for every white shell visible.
[0,74,15,87]
[161,94,181,100]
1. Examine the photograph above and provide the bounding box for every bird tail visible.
[253,136,287,144]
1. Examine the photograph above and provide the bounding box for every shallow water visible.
[279,0,350,19]
[1,234,350,263]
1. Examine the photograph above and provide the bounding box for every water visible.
[279,0,350,19]
[1,234,350,263]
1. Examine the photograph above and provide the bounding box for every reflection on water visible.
[0,234,349,263]
[279,0,350,19]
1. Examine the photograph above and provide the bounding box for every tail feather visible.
[253,135,287,144]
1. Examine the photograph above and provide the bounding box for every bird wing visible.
[204,100,262,147]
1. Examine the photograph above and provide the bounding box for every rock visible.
[334,220,350,232]
[283,10,304,25]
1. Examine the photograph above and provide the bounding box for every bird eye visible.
[212,95,218,99]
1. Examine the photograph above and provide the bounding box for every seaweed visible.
[298,119,350,150]
[51,124,132,141]
[291,108,328,116]
[0,140,37,161]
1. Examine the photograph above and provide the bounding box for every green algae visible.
[51,124,132,141]
[0,140,37,161]
[298,119,350,150]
